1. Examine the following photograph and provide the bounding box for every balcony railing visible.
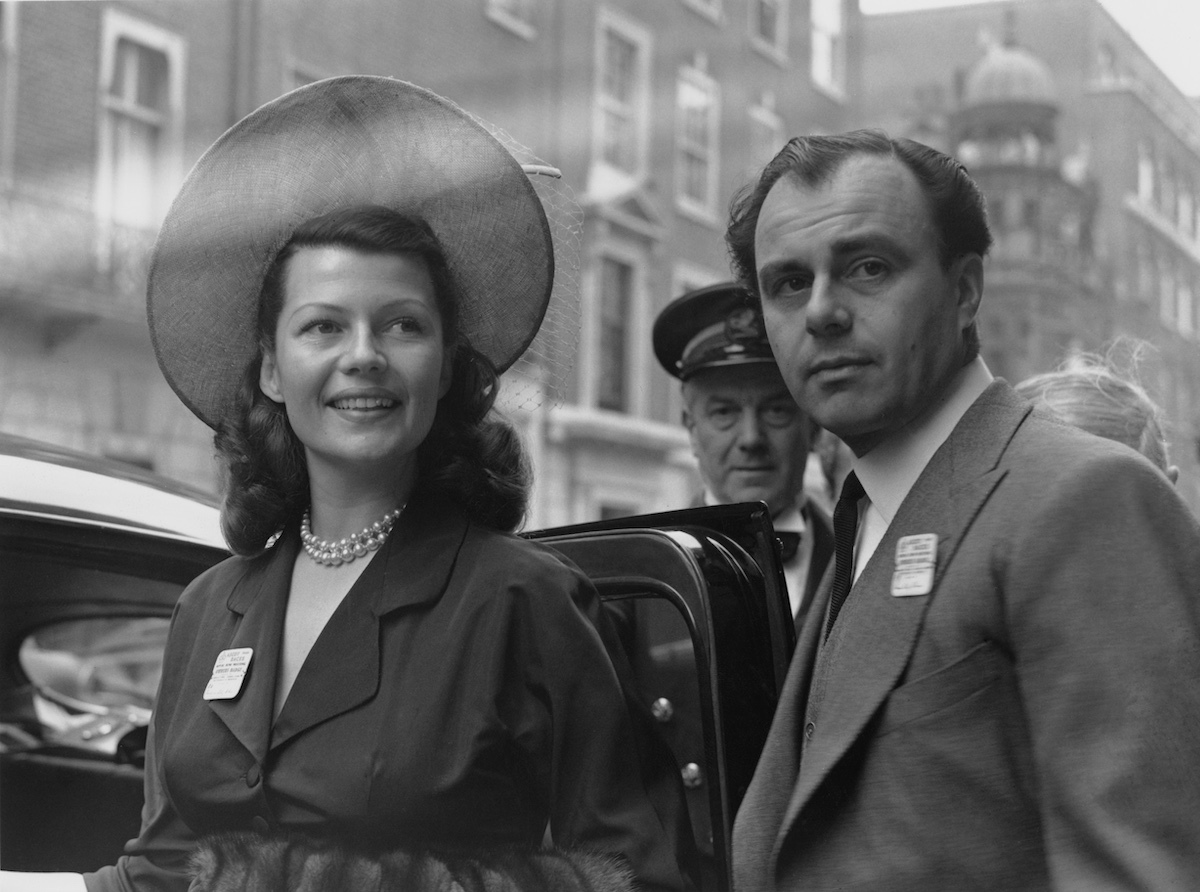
[0,189,156,323]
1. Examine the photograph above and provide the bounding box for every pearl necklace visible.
[300,505,404,567]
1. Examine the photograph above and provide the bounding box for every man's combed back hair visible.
[725,129,993,360]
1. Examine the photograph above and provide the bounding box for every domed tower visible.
[950,14,1107,382]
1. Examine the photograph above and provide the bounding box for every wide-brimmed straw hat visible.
[148,75,556,430]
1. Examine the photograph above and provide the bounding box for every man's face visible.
[753,155,983,456]
[683,363,813,516]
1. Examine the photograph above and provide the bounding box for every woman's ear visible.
[438,346,455,399]
[259,351,285,404]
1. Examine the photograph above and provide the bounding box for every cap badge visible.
[724,307,763,345]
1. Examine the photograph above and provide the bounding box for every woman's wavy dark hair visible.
[214,205,531,555]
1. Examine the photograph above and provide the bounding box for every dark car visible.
[0,435,795,891]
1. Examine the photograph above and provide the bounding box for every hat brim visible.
[148,76,553,430]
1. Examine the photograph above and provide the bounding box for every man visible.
[727,130,1200,890]
[653,282,833,629]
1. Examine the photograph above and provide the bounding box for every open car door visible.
[529,501,795,892]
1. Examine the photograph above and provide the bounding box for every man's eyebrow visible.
[829,232,907,257]
[757,258,809,285]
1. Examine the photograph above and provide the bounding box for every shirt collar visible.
[854,356,993,525]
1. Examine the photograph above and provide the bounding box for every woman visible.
[3,78,692,892]
[1016,349,1179,483]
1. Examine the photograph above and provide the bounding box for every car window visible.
[20,617,170,711]
[3,541,192,757]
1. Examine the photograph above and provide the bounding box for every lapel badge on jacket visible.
[892,534,937,597]
[204,647,253,701]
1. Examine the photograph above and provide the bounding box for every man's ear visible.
[259,351,285,404]
[954,253,985,332]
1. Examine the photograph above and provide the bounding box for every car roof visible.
[0,434,228,550]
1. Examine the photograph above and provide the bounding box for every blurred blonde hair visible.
[1016,342,1172,475]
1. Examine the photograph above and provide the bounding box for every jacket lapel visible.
[774,382,1029,856]
[205,534,296,765]
[269,495,469,749]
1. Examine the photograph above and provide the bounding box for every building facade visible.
[0,0,861,527]
[860,0,1200,512]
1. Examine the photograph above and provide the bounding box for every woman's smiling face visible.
[259,246,452,486]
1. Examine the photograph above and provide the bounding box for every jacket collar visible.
[224,492,469,618]
[210,493,471,756]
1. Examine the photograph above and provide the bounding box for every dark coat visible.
[84,495,693,892]
[734,381,1200,891]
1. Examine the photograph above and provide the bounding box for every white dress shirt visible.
[850,357,994,581]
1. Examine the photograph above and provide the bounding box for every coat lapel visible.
[269,495,469,749]
[774,382,1029,856]
[205,534,296,765]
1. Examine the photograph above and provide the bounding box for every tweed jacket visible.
[84,495,693,892]
[733,381,1200,891]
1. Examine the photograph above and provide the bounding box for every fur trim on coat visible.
[188,831,637,892]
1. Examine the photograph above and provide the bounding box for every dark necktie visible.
[825,472,865,639]
[776,531,802,563]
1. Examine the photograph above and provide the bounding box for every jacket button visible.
[651,697,674,723]
[245,764,262,787]
[251,816,269,835]
[804,721,815,740]
[681,762,703,788]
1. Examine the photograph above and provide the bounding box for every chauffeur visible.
[654,282,832,630]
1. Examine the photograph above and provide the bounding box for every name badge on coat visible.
[892,534,937,597]
[204,647,253,700]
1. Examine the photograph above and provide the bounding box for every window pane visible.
[604,30,637,104]
[111,37,168,113]
[111,115,161,226]
[21,617,170,712]
[756,0,779,44]
[602,108,635,170]
[682,152,707,202]
[598,257,632,411]
[811,0,841,30]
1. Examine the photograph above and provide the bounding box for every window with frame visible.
[1161,158,1178,222]
[810,0,845,96]
[1179,277,1195,337]
[1137,143,1156,204]
[1178,181,1194,238]
[487,0,538,40]
[1137,240,1156,301]
[675,66,720,217]
[597,256,634,412]
[97,12,183,233]
[595,11,650,179]
[751,0,789,59]
[1160,257,1176,326]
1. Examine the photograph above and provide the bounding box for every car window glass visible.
[20,617,170,712]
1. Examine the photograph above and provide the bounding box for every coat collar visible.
[773,380,1031,861]
[224,493,469,618]
[209,494,471,757]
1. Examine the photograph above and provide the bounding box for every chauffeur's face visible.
[683,363,813,517]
